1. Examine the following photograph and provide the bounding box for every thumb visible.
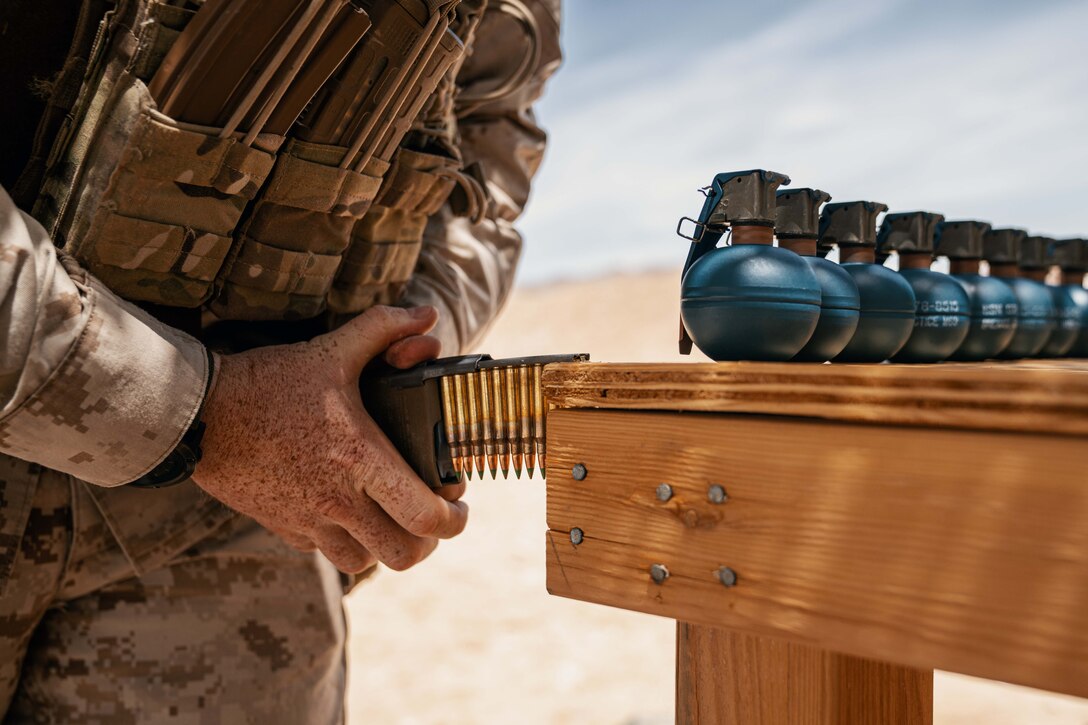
[326,306,439,377]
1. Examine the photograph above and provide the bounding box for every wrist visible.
[127,347,216,488]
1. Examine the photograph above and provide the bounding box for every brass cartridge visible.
[517,365,532,476]
[439,375,461,477]
[490,368,510,477]
[504,366,521,478]
[451,373,469,479]
[466,372,485,478]
[532,364,545,476]
[479,369,497,477]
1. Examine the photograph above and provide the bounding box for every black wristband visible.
[127,348,215,489]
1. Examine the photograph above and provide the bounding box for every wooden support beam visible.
[676,623,933,724]
[545,409,1088,698]
[542,361,1088,436]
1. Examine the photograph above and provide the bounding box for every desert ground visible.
[345,269,1088,724]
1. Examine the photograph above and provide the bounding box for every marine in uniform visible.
[0,0,561,719]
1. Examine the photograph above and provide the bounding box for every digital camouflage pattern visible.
[0,0,561,718]
[0,190,209,487]
[0,456,346,723]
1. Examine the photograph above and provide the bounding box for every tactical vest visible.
[29,0,501,322]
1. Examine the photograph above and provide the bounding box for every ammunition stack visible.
[440,362,546,480]
[361,354,588,488]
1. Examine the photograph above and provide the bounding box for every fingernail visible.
[410,305,436,319]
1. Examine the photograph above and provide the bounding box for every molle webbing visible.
[33,0,476,320]
[330,147,460,312]
[211,1,466,319]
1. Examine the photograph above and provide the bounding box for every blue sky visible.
[514,0,1088,284]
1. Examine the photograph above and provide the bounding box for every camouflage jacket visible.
[0,1,561,489]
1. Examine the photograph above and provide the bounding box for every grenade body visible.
[833,263,916,362]
[1044,285,1088,357]
[891,269,971,363]
[792,257,860,362]
[949,274,1018,360]
[998,278,1057,358]
[1040,285,1085,356]
[681,245,821,361]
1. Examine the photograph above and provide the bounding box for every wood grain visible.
[676,623,933,724]
[545,409,1088,697]
[542,361,1088,436]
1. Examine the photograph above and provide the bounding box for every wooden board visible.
[545,409,1088,698]
[676,623,933,724]
[542,361,1088,436]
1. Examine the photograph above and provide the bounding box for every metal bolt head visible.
[655,483,673,502]
[717,566,738,587]
[707,485,728,504]
[650,563,670,584]
[571,463,588,481]
[569,527,584,545]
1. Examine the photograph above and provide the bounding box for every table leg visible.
[676,622,933,724]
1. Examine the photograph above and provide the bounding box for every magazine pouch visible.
[58,73,278,307]
[209,140,386,320]
[328,147,460,313]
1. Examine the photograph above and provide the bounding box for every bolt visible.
[649,563,670,584]
[707,485,728,504]
[717,566,738,587]
[571,463,587,481]
[655,483,673,502]
[569,527,584,545]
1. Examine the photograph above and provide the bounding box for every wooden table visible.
[542,361,1088,724]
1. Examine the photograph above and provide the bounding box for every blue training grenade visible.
[877,211,970,363]
[1038,236,1079,356]
[983,230,1057,358]
[775,188,860,362]
[820,201,916,362]
[678,170,822,361]
[1045,238,1088,357]
[935,220,1018,360]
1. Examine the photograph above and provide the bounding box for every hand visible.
[192,305,468,573]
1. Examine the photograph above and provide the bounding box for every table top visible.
[543,360,1088,697]
[543,360,1088,436]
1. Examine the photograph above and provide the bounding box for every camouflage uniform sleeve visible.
[401,0,563,354]
[0,186,209,486]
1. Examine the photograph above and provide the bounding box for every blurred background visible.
[346,1,1088,722]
